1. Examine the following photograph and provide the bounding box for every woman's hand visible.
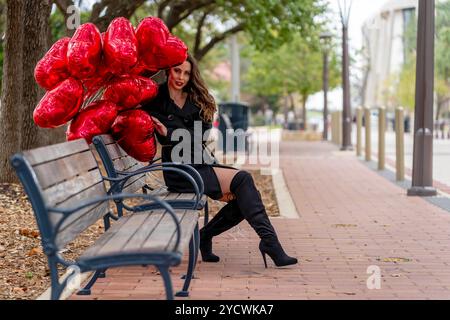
[151,116,168,137]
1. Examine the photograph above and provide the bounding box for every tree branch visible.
[90,0,146,32]
[165,0,215,31]
[53,0,74,14]
[157,0,174,19]
[193,6,214,55]
[194,23,245,61]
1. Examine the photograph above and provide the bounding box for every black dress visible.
[141,82,235,200]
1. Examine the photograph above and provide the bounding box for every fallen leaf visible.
[378,257,411,263]
[13,287,24,293]
[390,274,402,277]
[332,224,358,228]
[27,248,42,256]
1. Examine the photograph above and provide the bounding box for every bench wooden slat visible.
[166,211,198,254]
[55,201,108,248]
[43,170,104,207]
[89,212,151,256]
[100,134,116,145]
[50,182,109,247]
[176,193,197,201]
[121,212,167,252]
[122,156,144,172]
[80,209,197,258]
[80,212,161,257]
[122,174,147,194]
[23,139,89,166]
[113,158,142,172]
[105,143,125,161]
[141,210,186,251]
[146,171,165,186]
[34,150,99,189]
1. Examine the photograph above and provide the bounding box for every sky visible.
[304,0,391,112]
[325,0,388,52]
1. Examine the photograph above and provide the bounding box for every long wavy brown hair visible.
[181,55,217,123]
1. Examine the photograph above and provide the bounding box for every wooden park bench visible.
[10,139,204,300]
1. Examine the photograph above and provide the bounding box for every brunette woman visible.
[142,56,297,268]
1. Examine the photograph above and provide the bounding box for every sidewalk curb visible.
[269,168,300,219]
[36,271,93,300]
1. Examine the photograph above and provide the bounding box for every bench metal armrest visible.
[115,162,205,196]
[106,166,202,209]
[47,193,182,260]
[148,157,161,165]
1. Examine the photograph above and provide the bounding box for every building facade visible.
[362,0,417,108]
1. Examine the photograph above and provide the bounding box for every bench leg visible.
[204,200,209,225]
[180,223,199,280]
[176,224,199,297]
[49,258,64,300]
[194,223,200,269]
[77,268,107,295]
[158,265,174,300]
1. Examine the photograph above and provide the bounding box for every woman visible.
[142,55,297,268]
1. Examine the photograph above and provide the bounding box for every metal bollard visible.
[331,111,336,143]
[364,107,371,161]
[395,107,405,181]
[337,110,342,146]
[378,107,386,170]
[356,107,362,157]
[331,112,335,144]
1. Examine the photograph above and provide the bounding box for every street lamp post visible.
[407,0,437,196]
[338,0,353,150]
[320,32,332,141]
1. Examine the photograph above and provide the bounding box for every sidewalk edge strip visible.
[36,271,93,300]
[270,168,300,219]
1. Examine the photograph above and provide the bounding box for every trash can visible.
[404,115,411,133]
[218,103,250,153]
[219,102,250,131]
[217,113,233,152]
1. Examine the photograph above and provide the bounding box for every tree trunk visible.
[21,0,57,150]
[283,92,289,129]
[436,95,444,122]
[301,95,308,131]
[0,0,25,182]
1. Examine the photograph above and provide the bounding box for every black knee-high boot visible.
[230,171,298,267]
[200,200,244,262]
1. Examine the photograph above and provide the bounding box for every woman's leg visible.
[228,171,298,267]
[199,167,242,262]
[199,200,244,262]
[205,168,297,267]
[211,167,239,202]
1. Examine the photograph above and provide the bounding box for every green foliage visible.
[49,8,67,42]
[397,58,416,111]
[243,32,340,109]
[436,0,450,82]
[49,9,91,43]
[167,0,325,60]
[390,0,450,113]
[216,0,326,52]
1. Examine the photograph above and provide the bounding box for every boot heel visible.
[260,250,268,268]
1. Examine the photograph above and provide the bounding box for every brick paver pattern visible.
[71,141,450,300]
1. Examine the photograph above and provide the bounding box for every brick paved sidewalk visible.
[71,141,450,300]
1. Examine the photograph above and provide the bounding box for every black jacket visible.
[141,82,216,166]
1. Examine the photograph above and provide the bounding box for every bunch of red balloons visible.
[33,17,188,162]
